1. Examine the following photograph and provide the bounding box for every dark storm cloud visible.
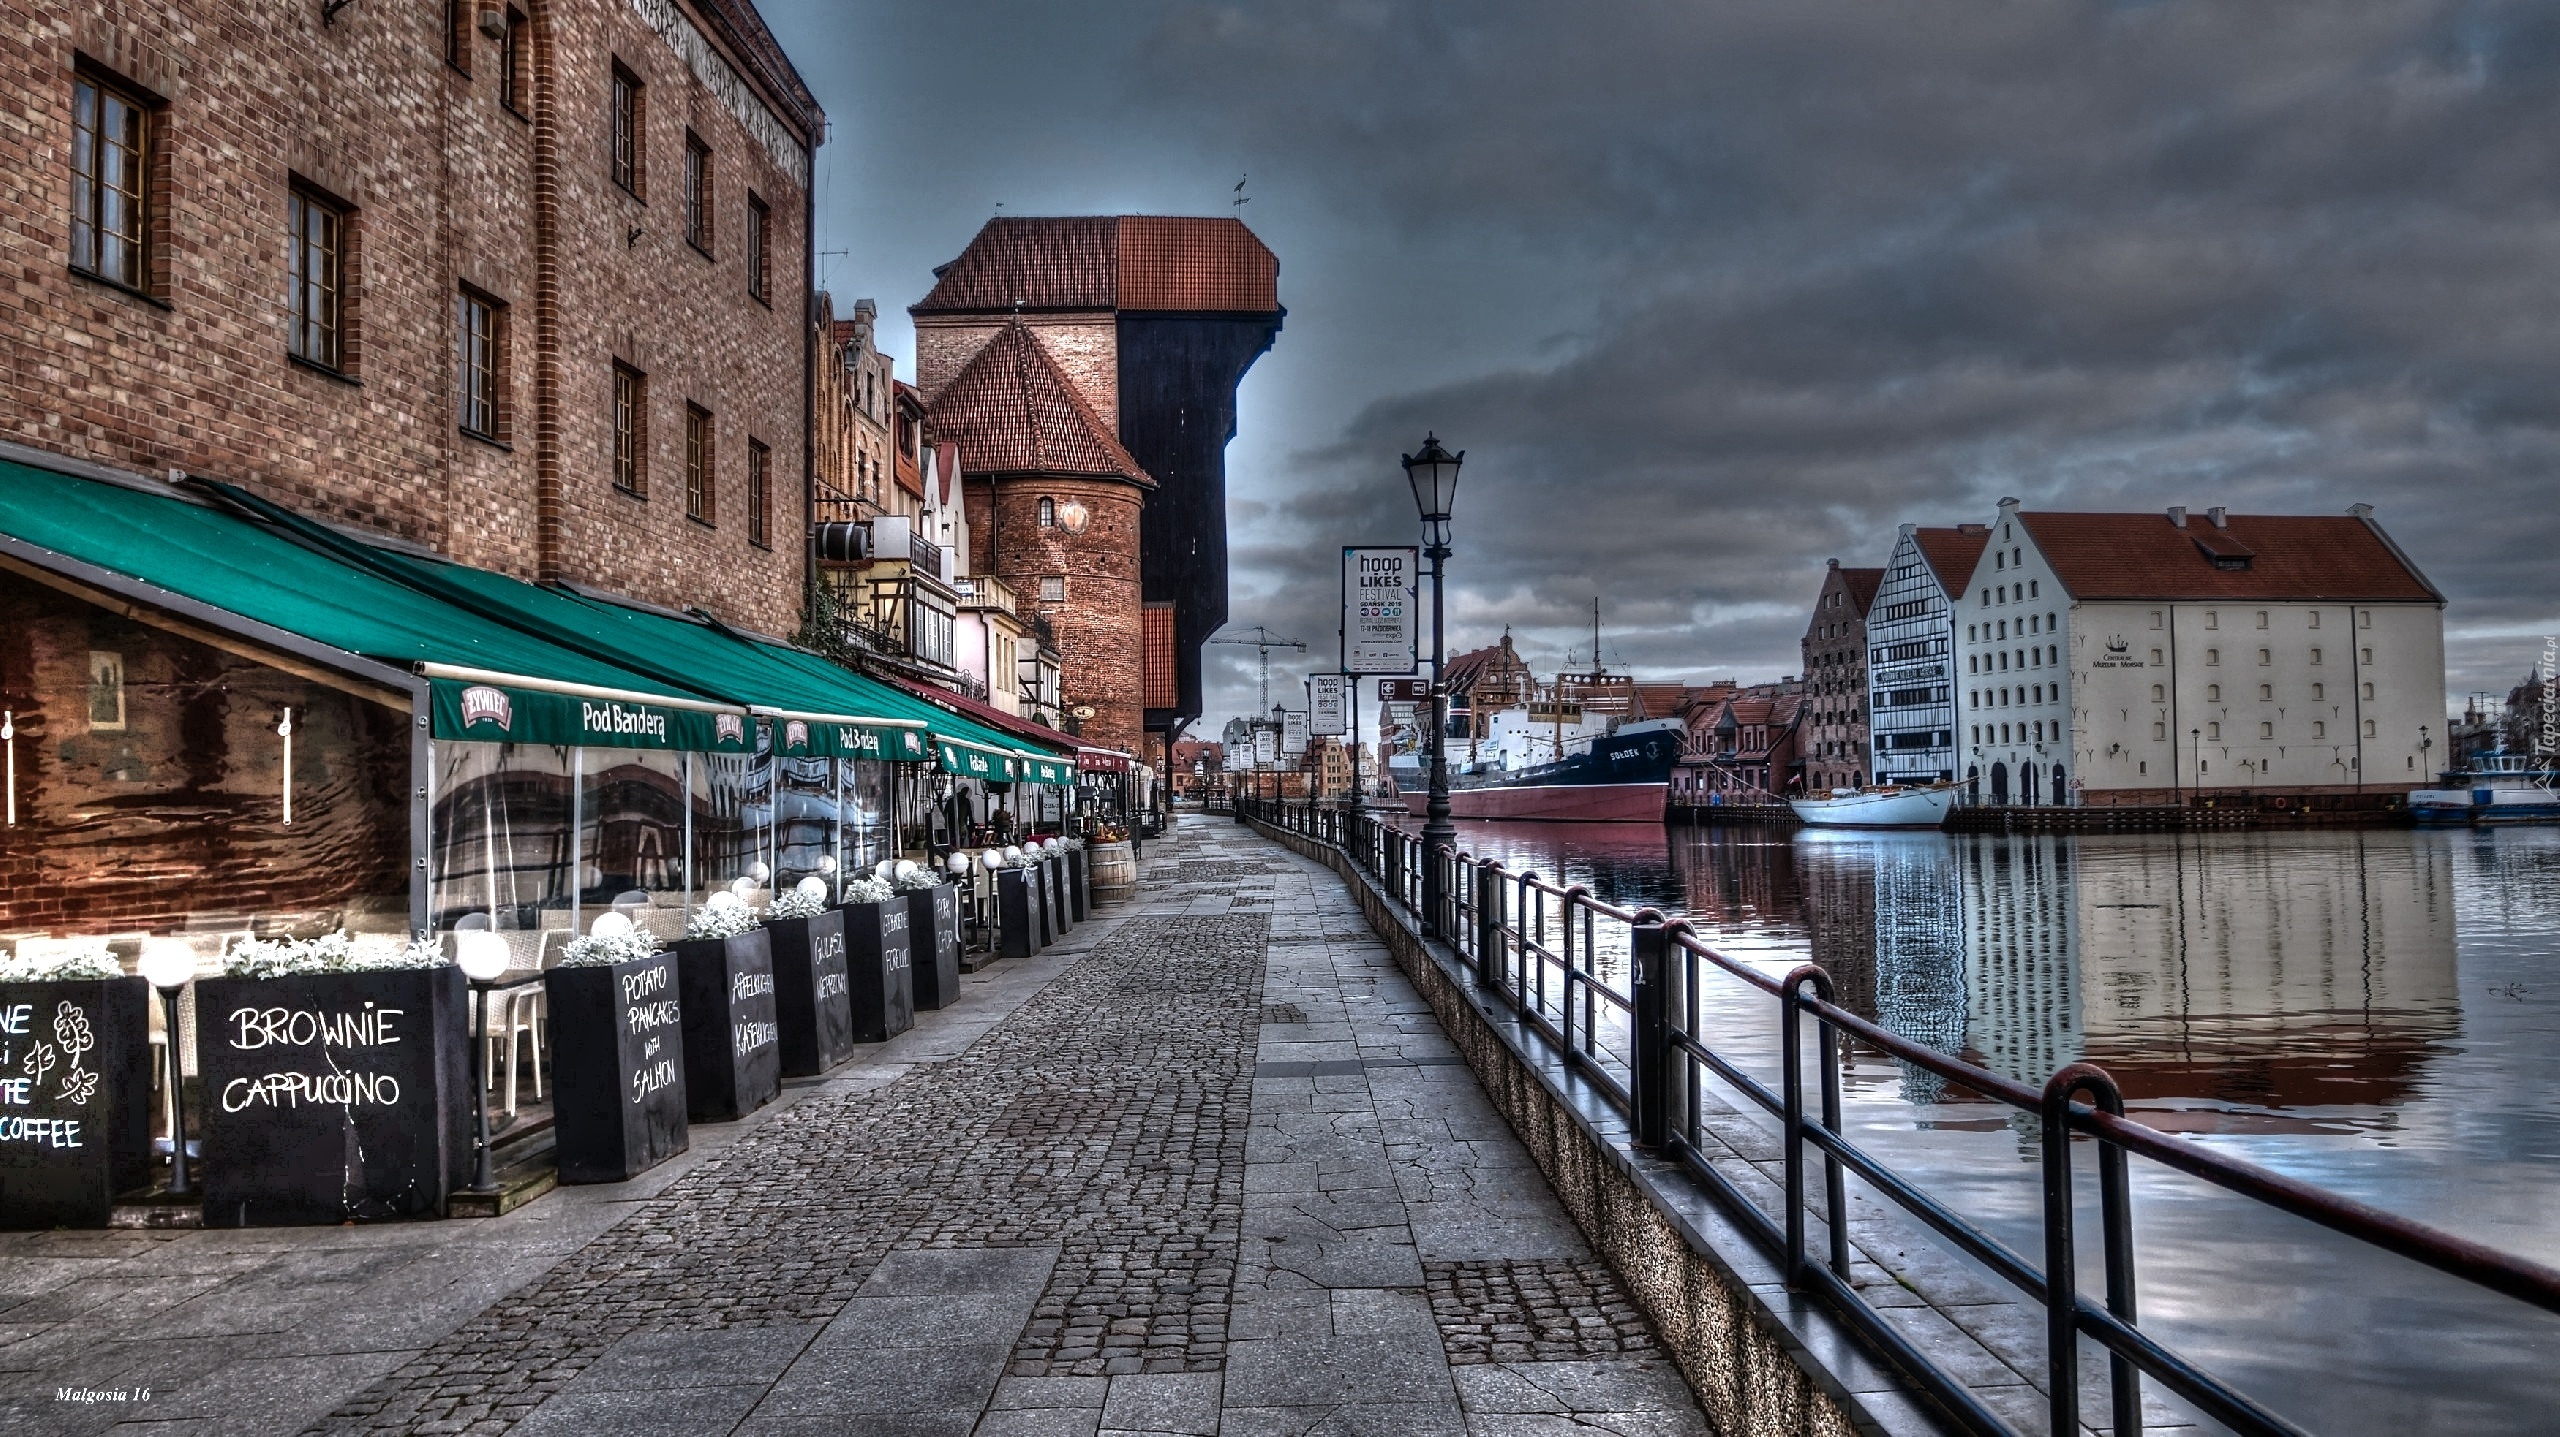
[765,0,2560,722]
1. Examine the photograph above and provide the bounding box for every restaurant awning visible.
[871,673,1078,782]
[0,458,741,751]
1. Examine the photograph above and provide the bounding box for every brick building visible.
[910,216,1282,761]
[1800,559,1883,792]
[925,319,1154,755]
[1,0,822,634]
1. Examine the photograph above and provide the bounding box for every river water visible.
[1419,817,2560,1436]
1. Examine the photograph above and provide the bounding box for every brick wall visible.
[973,475,1146,755]
[0,0,814,636]
[913,315,1118,430]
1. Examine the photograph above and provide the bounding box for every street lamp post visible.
[454,930,512,1197]
[1403,433,1463,938]
[136,940,197,1199]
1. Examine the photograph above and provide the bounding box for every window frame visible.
[684,403,714,526]
[445,0,473,75]
[287,184,351,375]
[69,67,157,297]
[746,438,771,548]
[456,285,507,444]
[612,361,648,498]
[745,193,770,304]
[610,63,643,199]
[683,132,713,255]
[500,8,530,117]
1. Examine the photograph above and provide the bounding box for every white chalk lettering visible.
[731,972,773,1000]
[631,1059,678,1104]
[0,1004,29,1035]
[620,964,671,1002]
[226,1006,403,1052]
[219,1071,402,1112]
[733,1021,776,1055]
[0,1077,28,1105]
[0,1115,81,1147]
[626,1000,682,1034]
[815,973,848,1000]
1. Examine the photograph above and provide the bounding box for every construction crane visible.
[1210,626,1307,715]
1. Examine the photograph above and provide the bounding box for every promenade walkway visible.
[0,816,1706,1436]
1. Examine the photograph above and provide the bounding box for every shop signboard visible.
[675,929,780,1123]
[766,909,854,1078]
[998,868,1043,961]
[430,679,750,754]
[0,977,151,1228]
[937,743,1018,781]
[841,898,915,1043]
[547,951,688,1184]
[1342,547,1418,674]
[196,967,470,1226]
[906,883,962,1011]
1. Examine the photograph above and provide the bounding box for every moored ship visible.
[2410,753,2560,826]
[1787,783,1958,828]
[1393,716,1685,822]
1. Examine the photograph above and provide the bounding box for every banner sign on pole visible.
[1378,678,1430,702]
[1282,710,1309,756]
[1309,676,1347,736]
[1342,547,1419,675]
[1255,729,1277,766]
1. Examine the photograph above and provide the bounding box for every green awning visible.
[427,673,751,751]
[0,460,729,748]
[1019,755,1074,785]
[937,741,1019,781]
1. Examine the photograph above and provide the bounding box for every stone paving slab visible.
[0,817,1709,1435]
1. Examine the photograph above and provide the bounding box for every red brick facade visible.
[965,476,1147,756]
[0,0,819,634]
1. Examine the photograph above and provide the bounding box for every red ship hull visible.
[1398,781,1666,823]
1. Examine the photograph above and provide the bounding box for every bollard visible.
[1630,911,1670,1149]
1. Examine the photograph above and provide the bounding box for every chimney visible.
[2348,502,2374,518]
[2167,505,2187,528]
[2208,506,2228,529]
[1827,557,1840,570]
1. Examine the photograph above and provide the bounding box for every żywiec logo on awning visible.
[459,686,513,732]
[784,720,810,752]
[716,713,747,746]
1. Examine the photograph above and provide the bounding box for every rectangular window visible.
[2255,610,2269,629]
[2205,611,2219,630]
[612,362,647,497]
[2205,648,2219,666]
[457,288,504,440]
[611,65,642,197]
[501,9,529,115]
[2257,648,2271,665]
[2310,647,2323,665]
[2362,681,2375,700]
[71,71,152,291]
[445,0,472,73]
[684,133,712,253]
[2313,721,2326,739]
[685,404,712,524]
[2207,722,2220,740]
[2149,610,2163,630]
[2259,722,2274,739]
[287,187,346,371]
[2311,683,2324,700]
[2364,719,2377,738]
[746,439,770,548]
[2308,611,2322,629]
[746,194,769,303]
[1039,575,1065,602]
[2151,721,2166,740]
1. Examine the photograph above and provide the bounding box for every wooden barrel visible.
[1088,841,1137,904]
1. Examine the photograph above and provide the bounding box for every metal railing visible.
[1238,796,2560,1437]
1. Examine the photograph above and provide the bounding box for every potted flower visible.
[673,890,779,1123]
[894,862,961,1011]
[837,873,914,1043]
[545,917,685,1183]
[765,879,853,1077]
[993,847,1043,961]
[0,942,151,1228]
[193,932,468,1226]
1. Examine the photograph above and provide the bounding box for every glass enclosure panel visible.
[841,759,894,874]
[1,570,411,953]
[775,754,836,893]
[576,747,688,944]
[692,734,771,906]
[428,741,572,947]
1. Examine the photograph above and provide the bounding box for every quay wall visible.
[1247,815,1914,1437]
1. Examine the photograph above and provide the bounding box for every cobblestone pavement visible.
[0,816,1706,1435]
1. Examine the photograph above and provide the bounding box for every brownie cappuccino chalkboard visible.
[546,951,688,1183]
[840,898,914,1043]
[767,910,853,1077]
[0,978,151,1228]
[196,966,470,1226]
[906,883,961,1011]
[675,929,780,1122]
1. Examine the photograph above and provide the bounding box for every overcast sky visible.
[766,0,2560,731]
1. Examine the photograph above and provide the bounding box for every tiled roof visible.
[914,216,1281,315]
[1912,525,1991,598]
[1839,567,1885,614]
[924,322,1153,485]
[2017,511,2440,602]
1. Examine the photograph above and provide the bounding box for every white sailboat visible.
[1788,783,1957,829]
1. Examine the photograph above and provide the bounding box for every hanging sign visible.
[1309,676,1347,736]
[936,742,1019,781]
[1254,729,1277,766]
[1282,710,1309,756]
[1378,678,1431,702]
[1343,547,1419,675]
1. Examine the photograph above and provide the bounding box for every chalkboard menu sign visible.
[1032,862,1055,946]
[1066,850,1088,923]
[998,869,1041,961]
[196,966,469,1227]
[1044,856,1072,937]
[0,977,151,1228]
[841,899,914,1043]
[767,911,853,1078]
[675,929,779,1123]
[546,951,688,1184]
[906,884,962,1012]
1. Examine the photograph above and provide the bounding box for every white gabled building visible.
[1956,499,2444,807]
[1866,523,1992,786]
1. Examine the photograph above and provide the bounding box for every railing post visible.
[2044,1062,2140,1437]
[1476,861,1502,990]
[1777,963,1830,1287]
[1630,909,1670,1149]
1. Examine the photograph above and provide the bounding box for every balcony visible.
[957,574,1019,617]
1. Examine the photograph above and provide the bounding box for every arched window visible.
[1038,496,1056,526]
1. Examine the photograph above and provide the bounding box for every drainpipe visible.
[530,1,563,581]
[804,123,821,631]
